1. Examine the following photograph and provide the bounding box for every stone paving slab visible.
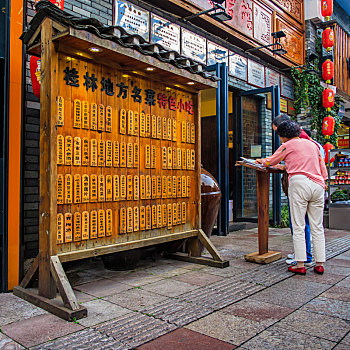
[94,312,177,349]
[0,333,24,349]
[220,299,294,326]
[1,313,84,348]
[74,277,131,297]
[136,328,235,350]
[301,296,350,320]
[240,326,336,350]
[104,287,169,311]
[340,332,350,345]
[294,269,347,285]
[30,328,126,350]
[276,309,350,342]
[172,270,224,286]
[0,293,47,327]
[250,278,331,309]
[110,270,165,287]
[327,258,350,267]
[141,278,199,297]
[79,299,130,327]
[320,285,350,302]
[185,311,267,346]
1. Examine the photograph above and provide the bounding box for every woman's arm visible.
[255,145,286,167]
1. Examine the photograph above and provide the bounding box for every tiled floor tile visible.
[341,331,350,345]
[321,285,350,302]
[172,271,224,286]
[250,278,330,308]
[295,271,346,285]
[0,293,46,326]
[137,328,235,350]
[185,311,266,346]
[141,279,199,297]
[276,309,350,342]
[242,326,336,350]
[0,333,24,349]
[1,314,83,348]
[327,258,350,268]
[104,288,168,311]
[221,299,294,325]
[74,278,131,297]
[79,299,130,327]
[301,296,350,320]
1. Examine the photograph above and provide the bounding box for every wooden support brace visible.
[50,256,80,310]
[197,229,224,262]
[20,255,39,288]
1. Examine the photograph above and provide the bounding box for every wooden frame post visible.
[236,161,282,264]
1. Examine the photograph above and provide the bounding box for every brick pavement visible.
[1,227,350,349]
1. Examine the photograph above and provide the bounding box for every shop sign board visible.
[248,59,265,88]
[281,75,294,99]
[265,68,280,88]
[181,28,207,65]
[229,53,247,81]
[338,139,350,148]
[54,55,199,257]
[114,0,149,41]
[151,14,180,52]
[280,98,288,113]
[207,41,228,66]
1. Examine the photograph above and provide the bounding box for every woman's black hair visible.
[277,120,301,139]
[272,113,290,127]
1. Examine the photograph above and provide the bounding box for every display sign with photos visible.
[265,68,280,88]
[247,59,265,87]
[207,41,228,66]
[181,28,207,65]
[281,75,294,99]
[114,0,149,41]
[151,14,180,52]
[229,54,247,81]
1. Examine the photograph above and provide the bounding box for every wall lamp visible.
[182,2,232,23]
[244,31,287,56]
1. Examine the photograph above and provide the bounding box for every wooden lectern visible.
[236,161,284,264]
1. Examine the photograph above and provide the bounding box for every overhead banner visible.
[113,0,149,41]
[207,41,228,66]
[181,28,207,65]
[151,14,180,52]
[229,54,247,81]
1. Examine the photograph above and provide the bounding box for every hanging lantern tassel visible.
[323,142,335,163]
[322,59,334,84]
[30,56,41,99]
[321,0,333,21]
[322,115,335,139]
[322,27,334,52]
[322,88,334,111]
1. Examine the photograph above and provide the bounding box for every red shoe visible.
[288,266,306,275]
[314,266,324,275]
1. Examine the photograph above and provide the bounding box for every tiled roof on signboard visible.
[21,0,218,82]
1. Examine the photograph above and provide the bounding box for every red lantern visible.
[322,88,334,111]
[35,0,64,10]
[322,27,334,52]
[322,59,334,84]
[30,56,41,98]
[322,115,335,138]
[321,0,333,21]
[323,142,335,163]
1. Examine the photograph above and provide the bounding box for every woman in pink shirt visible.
[256,120,327,275]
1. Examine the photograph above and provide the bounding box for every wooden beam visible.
[58,230,199,263]
[50,256,80,311]
[39,18,58,299]
[20,256,39,288]
[13,287,87,321]
[164,252,229,268]
[197,229,224,262]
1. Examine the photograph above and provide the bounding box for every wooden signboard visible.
[16,16,226,322]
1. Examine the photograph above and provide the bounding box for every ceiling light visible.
[145,67,155,71]
[187,81,195,85]
[210,9,232,22]
[122,74,129,78]
[88,47,103,53]
[165,87,171,90]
